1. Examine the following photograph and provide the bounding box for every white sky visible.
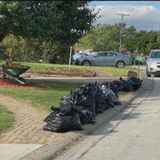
[91,1,160,30]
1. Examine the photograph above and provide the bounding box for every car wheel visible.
[146,71,151,77]
[116,61,125,68]
[82,60,91,66]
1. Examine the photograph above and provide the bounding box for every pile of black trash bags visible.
[43,77,142,132]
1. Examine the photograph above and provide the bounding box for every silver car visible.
[75,51,131,68]
[146,49,160,77]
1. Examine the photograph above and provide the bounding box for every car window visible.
[151,51,160,58]
[97,52,108,56]
[108,52,117,57]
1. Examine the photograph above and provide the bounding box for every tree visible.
[77,23,135,51]
[77,23,160,55]
[0,1,97,62]
[123,25,137,52]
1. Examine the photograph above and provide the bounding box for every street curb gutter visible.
[21,78,154,160]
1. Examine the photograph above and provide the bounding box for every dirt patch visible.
[35,68,96,77]
[0,79,44,89]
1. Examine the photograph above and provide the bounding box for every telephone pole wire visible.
[116,13,129,52]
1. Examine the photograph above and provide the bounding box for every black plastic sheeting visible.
[43,77,142,132]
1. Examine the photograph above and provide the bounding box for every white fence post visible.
[68,46,72,71]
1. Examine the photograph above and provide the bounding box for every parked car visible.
[75,51,131,68]
[72,53,88,64]
[146,49,160,77]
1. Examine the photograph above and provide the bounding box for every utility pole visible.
[116,13,129,52]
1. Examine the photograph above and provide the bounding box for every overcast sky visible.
[91,1,160,31]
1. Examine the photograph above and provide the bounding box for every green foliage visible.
[77,23,160,55]
[77,23,135,51]
[0,105,14,133]
[0,1,97,44]
[0,34,70,63]
[0,1,97,62]
[0,34,27,60]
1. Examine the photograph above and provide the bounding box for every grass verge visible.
[0,105,14,133]
[0,80,81,111]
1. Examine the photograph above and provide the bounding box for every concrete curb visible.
[21,78,154,160]
[26,76,123,84]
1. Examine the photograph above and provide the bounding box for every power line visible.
[116,13,130,52]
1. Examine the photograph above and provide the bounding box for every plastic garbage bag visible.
[79,110,96,124]
[101,84,121,105]
[95,87,105,113]
[43,110,82,132]
[127,77,142,90]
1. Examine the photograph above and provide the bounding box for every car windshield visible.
[151,51,160,58]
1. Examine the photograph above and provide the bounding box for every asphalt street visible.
[56,77,160,160]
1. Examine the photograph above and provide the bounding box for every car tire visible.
[146,72,151,77]
[82,60,91,66]
[116,61,125,68]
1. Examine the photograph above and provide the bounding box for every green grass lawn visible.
[0,80,130,112]
[0,105,14,133]
[0,60,143,77]
[0,80,81,111]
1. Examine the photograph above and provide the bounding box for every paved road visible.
[56,77,160,160]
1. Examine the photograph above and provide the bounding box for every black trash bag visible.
[59,96,73,115]
[44,108,60,122]
[79,110,96,124]
[101,84,117,106]
[80,83,96,113]
[112,80,122,91]
[117,77,142,91]
[118,77,133,91]
[109,82,119,98]
[95,87,105,113]
[43,110,82,132]
[101,82,121,105]
[70,88,84,106]
[70,83,96,113]
[104,95,115,109]
[127,77,142,91]
[95,104,104,113]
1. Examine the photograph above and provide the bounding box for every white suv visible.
[146,49,160,77]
